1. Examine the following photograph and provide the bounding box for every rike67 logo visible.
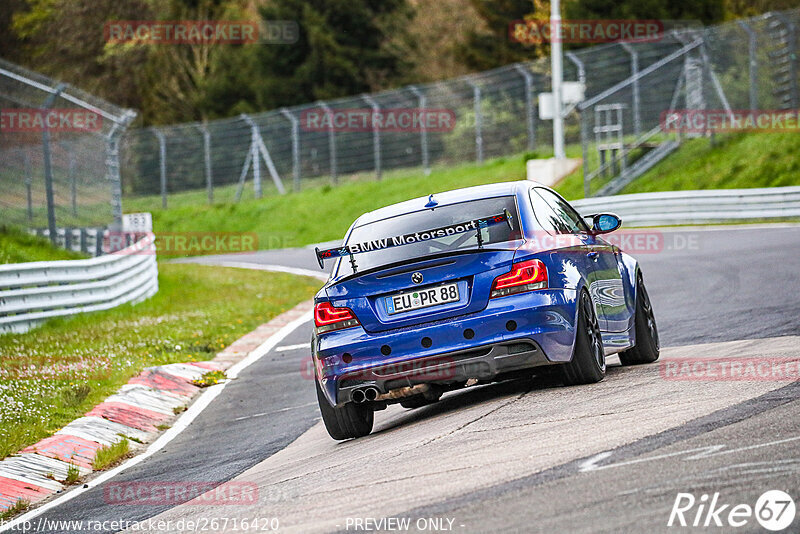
[669,490,796,531]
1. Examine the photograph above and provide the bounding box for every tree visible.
[253,0,415,110]
[457,0,540,71]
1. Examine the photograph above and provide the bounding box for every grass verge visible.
[92,439,130,471]
[121,132,800,254]
[0,225,86,264]
[0,499,29,520]
[0,263,320,459]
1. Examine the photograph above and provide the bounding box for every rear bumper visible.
[335,337,550,404]
[315,288,578,406]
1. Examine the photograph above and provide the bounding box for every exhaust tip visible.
[351,389,366,403]
[364,387,379,402]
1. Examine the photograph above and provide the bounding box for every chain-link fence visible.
[118,9,799,206]
[3,9,799,228]
[0,58,137,237]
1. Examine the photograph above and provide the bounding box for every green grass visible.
[119,131,800,253]
[192,369,227,388]
[619,132,800,194]
[0,498,29,520]
[92,439,129,471]
[124,155,530,251]
[554,132,800,198]
[0,225,86,264]
[0,263,320,459]
[65,462,81,484]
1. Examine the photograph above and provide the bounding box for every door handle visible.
[587,251,599,261]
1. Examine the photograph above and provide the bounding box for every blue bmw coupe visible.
[312,181,659,439]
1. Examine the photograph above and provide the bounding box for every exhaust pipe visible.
[351,389,366,403]
[364,387,379,402]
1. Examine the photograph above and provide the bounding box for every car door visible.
[533,188,626,332]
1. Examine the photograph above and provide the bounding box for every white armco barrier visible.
[572,186,800,226]
[0,233,158,334]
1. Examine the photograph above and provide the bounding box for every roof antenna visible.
[425,194,438,209]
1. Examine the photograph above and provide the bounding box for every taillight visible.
[490,259,547,298]
[314,302,360,334]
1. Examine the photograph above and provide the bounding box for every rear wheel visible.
[619,275,660,365]
[561,290,606,385]
[316,380,373,440]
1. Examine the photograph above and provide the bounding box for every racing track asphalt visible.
[22,225,800,533]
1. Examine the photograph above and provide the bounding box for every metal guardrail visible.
[572,186,800,226]
[0,234,158,334]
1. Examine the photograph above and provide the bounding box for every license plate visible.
[385,283,459,315]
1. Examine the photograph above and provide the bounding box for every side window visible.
[535,188,589,234]
[529,188,566,235]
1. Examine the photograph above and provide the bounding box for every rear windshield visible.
[334,196,522,277]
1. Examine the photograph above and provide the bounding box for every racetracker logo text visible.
[104,20,260,44]
[0,109,102,132]
[300,108,456,132]
[510,19,665,44]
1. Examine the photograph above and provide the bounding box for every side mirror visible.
[587,213,622,234]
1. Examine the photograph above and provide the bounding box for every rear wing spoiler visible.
[314,209,514,269]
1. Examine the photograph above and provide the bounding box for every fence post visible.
[580,110,590,198]
[466,78,483,164]
[737,20,758,111]
[771,12,799,109]
[408,85,430,175]
[68,142,77,216]
[196,123,213,204]
[620,43,641,136]
[241,115,262,198]
[22,149,33,222]
[514,65,536,152]
[280,108,301,192]
[362,94,382,180]
[317,102,337,184]
[108,111,135,230]
[153,129,168,209]
[41,83,65,244]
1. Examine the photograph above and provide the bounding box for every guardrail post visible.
[466,78,483,164]
[737,20,759,111]
[514,65,536,152]
[408,86,430,175]
[317,102,337,184]
[154,128,168,209]
[41,83,66,244]
[362,94,382,180]
[620,43,641,136]
[280,108,301,192]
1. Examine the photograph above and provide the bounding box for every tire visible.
[561,290,606,385]
[316,380,374,440]
[619,275,660,365]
